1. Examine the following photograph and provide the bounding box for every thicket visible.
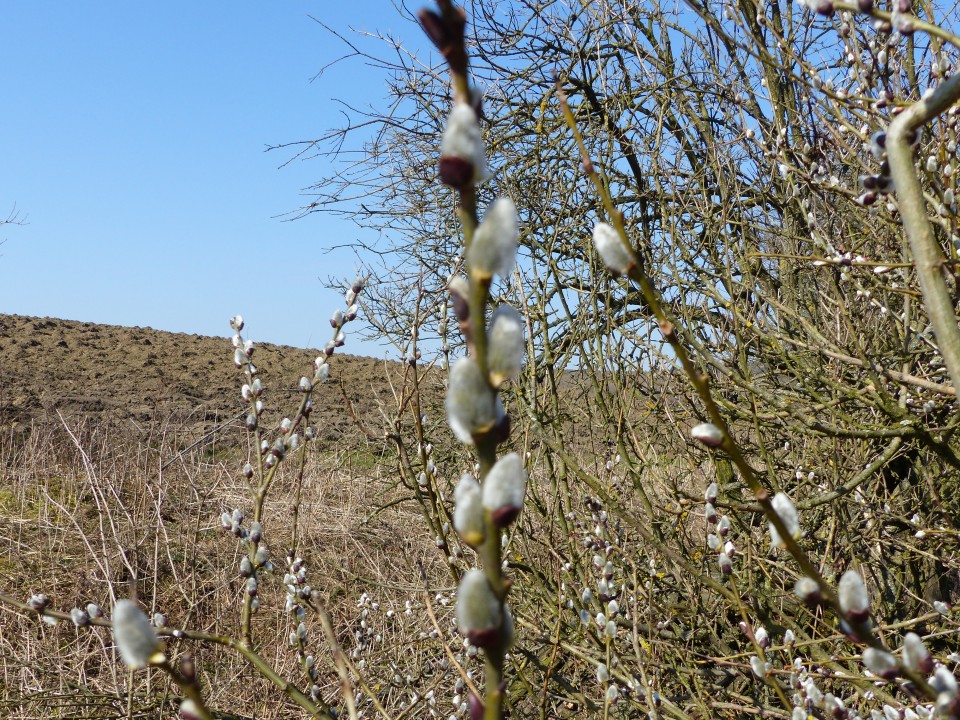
[3,0,960,718]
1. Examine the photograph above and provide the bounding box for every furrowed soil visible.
[0,313,438,446]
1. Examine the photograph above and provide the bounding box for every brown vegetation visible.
[0,314,452,719]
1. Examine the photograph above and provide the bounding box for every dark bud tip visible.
[858,0,873,10]
[439,156,474,189]
[468,693,485,720]
[467,626,500,648]
[489,413,512,446]
[451,291,469,323]
[490,505,522,528]
[815,0,835,15]
[846,608,871,624]
[418,9,450,51]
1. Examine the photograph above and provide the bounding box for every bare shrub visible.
[5,0,960,718]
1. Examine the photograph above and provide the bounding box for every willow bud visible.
[28,594,50,612]
[446,357,502,444]
[486,304,525,387]
[769,492,801,548]
[795,577,822,605]
[932,666,959,699]
[315,362,330,383]
[254,545,270,566]
[750,656,770,677]
[863,647,898,679]
[691,423,724,448]
[838,570,870,622]
[456,569,502,648]
[902,632,933,674]
[178,699,204,720]
[86,603,104,619]
[704,502,718,524]
[705,482,718,504]
[449,275,470,323]
[453,474,485,547]
[593,222,636,276]
[482,452,526,527]
[112,600,162,669]
[467,198,518,280]
[440,104,486,188]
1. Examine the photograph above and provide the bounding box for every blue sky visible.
[1,2,430,357]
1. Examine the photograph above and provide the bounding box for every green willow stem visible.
[425,4,512,716]
[886,72,960,398]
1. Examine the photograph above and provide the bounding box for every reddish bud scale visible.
[491,505,521,527]
[417,9,450,52]
[450,286,469,322]
[469,693,485,720]
[439,156,474,189]
[467,625,500,648]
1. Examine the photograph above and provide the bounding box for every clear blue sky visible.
[1,2,430,357]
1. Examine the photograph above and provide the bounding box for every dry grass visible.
[0,408,459,719]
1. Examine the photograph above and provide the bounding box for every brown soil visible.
[0,314,434,448]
